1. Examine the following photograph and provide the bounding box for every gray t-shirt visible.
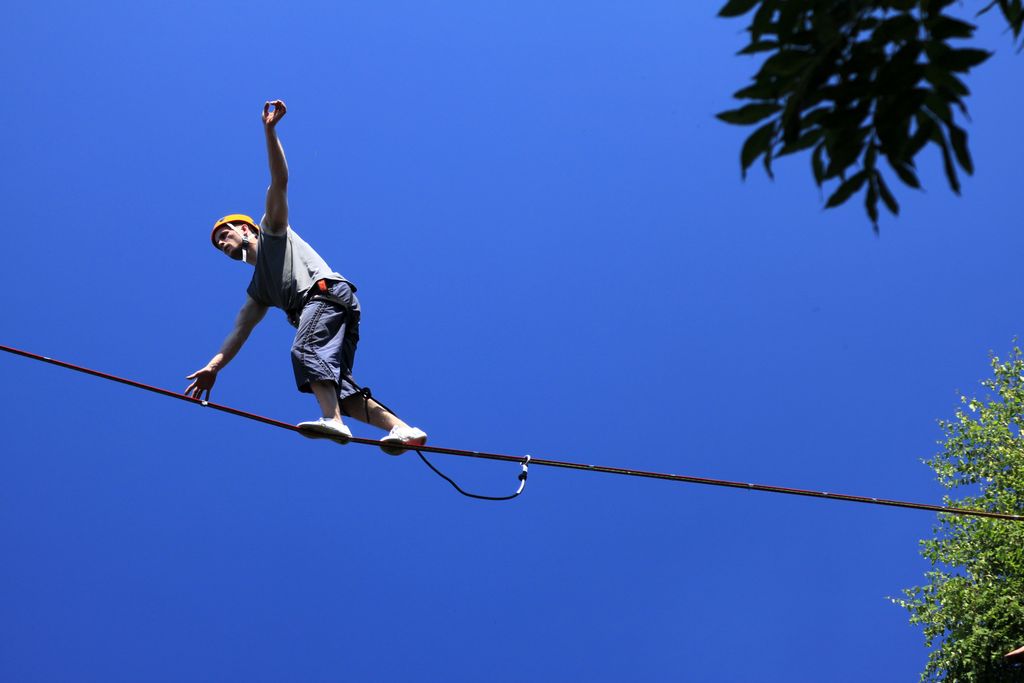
[246,217,349,312]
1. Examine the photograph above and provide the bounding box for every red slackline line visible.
[2,342,1021,522]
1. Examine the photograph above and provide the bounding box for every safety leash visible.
[354,386,530,501]
[416,452,530,501]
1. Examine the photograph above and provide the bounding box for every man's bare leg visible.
[338,392,425,455]
[297,380,352,440]
[310,380,344,421]
[341,394,408,432]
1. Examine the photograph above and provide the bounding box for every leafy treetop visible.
[895,346,1024,682]
[717,0,1023,231]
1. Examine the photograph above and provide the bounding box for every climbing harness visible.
[287,279,356,327]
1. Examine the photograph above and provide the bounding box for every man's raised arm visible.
[262,100,289,234]
[185,295,268,399]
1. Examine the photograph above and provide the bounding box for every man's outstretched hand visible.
[263,100,287,127]
[185,365,218,401]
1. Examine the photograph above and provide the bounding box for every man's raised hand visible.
[263,100,287,127]
[184,365,218,401]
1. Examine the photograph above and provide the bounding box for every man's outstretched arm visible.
[262,99,289,234]
[185,295,268,399]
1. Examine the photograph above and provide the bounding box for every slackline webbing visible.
[2,342,1022,521]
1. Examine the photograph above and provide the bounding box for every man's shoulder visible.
[259,213,289,237]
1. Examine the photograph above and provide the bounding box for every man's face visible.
[214,223,245,261]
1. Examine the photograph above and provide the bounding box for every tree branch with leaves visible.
[717,0,1022,231]
[893,347,1024,682]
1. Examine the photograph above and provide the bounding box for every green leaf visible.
[948,124,974,174]
[935,47,993,72]
[760,49,814,76]
[924,65,970,97]
[866,174,880,227]
[778,126,823,156]
[738,40,779,55]
[749,0,777,42]
[874,90,927,152]
[877,42,925,93]
[825,170,869,208]
[733,82,777,100]
[889,160,922,189]
[1008,1,1024,40]
[891,40,925,71]
[718,0,761,18]
[872,15,921,45]
[800,108,829,129]
[779,93,802,143]
[931,126,962,194]
[858,17,881,32]
[775,2,801,41]
[716,102,782,125]
[876,171,900,215]
[907,115,934,157]
[812,143,825,187]
[874,117,909,158]
[825,126,870,179]
[741,121,776,177]
[925,92,954,124]
[928,16,976,40]
[865,142,878,169]
[786,29,819,48]
[811,9,841,43]
[923,0,957,13]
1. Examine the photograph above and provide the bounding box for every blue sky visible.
[1,2,1022,681]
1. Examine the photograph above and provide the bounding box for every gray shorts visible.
[290,280,362,402]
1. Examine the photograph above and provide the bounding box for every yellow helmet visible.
[210,214,259,249]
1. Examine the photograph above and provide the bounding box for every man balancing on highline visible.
[185,99,427,455]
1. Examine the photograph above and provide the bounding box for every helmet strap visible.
[240,228,250,263]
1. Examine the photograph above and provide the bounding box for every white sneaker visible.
[380,426,427,456]
[297,417,352,443]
